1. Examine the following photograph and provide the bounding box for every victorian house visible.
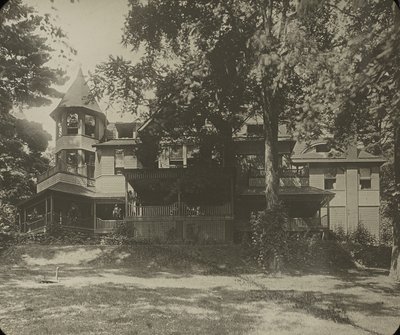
[17,70,385,242]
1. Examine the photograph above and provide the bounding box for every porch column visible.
[327,201,330,231]
[182,144,187,167]
[93,200,97,231]
[230,175,234,216]
[45,196,48,226]
[23,209,27,232]
[50,194,54,225]
[125,178,128,218]
[177,187,181,216]
[18,212,21,232]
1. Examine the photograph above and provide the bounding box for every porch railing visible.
[248,167,310,188]
[287,217,323,230]
[58,216,93,230]
[37,160,95,184]
[25,217,46,232]
[96,218,124,230]
[127,202,232,217]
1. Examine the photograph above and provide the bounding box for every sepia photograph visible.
[0,0,399,334]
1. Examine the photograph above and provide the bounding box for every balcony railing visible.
[37,160,95,184]
[249,167,309,178]
[248,167,309,188]
[127,202,232,218]
[287,217,324,231]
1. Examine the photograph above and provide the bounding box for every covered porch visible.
[235,186,334,239]
[123,168,235,242]
[18,183,126,234]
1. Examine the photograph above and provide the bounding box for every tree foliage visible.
[89,0,400,273]
[0,0,69,218]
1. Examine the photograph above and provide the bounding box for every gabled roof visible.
[292,141,386,165]
[50,68,105,120]
[292,150,386,164]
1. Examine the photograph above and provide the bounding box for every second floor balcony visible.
[37,160,95,185]
[248,167,309,188]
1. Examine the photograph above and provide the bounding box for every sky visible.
[18,0,142,147]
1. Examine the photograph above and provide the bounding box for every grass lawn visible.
[0,244,399,335]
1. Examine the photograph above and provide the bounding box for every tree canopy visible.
[0,0,69,215]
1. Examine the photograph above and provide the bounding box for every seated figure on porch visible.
[112,204,122,219]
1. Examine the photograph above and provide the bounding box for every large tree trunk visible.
[390,124,400,281]
[263,94,279,210]
[389,2,400,281]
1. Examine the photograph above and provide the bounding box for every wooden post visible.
[23,209,27,233]
[230,174,234,217]
[45,196,48,226]
[178,187,181,216]
[50,194,54,225]
[182,144,187,168]
[18,211,21,232]
[327,201,330,231]
[125,178,129,218]
[93,200,97,231]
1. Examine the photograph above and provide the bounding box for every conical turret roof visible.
[50,68,104,119]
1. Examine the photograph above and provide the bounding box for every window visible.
[316,144,330,153]
[84,115,96,137]
[324,168,337,190]
[85,151,95,178]
[66,113,79,135]
[169,146,184,168]
[247,124,263,137]
[115,149,124,175]
[359,168,372,190]
[66,150,78,173]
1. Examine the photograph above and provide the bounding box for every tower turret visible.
[49,68,107,181]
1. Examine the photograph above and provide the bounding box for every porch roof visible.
[17,183,95,207]
[17,183,125,208]
[123,167,234,181]
[240,186,334,205]
[92,139,138,147]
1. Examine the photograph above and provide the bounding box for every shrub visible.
[250,204,289,271]
[336,224,391,268]
[379,218,393,247]
[0,203,17,233]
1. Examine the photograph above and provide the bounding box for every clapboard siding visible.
[371,166,380,190]
[329,190,346,207]
[359,206,380,239]
[55,135,97,153]
[308,167,324,189]
[99,148,115,175]
[358,190,380,206]
[330,206,346,233]
[95,175,125,194]
[124,153,137,169]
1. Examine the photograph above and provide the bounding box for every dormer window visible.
[84,115,96,137]
[66,113,79,135]
[315,144,330,153]
[247,124,263,137]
